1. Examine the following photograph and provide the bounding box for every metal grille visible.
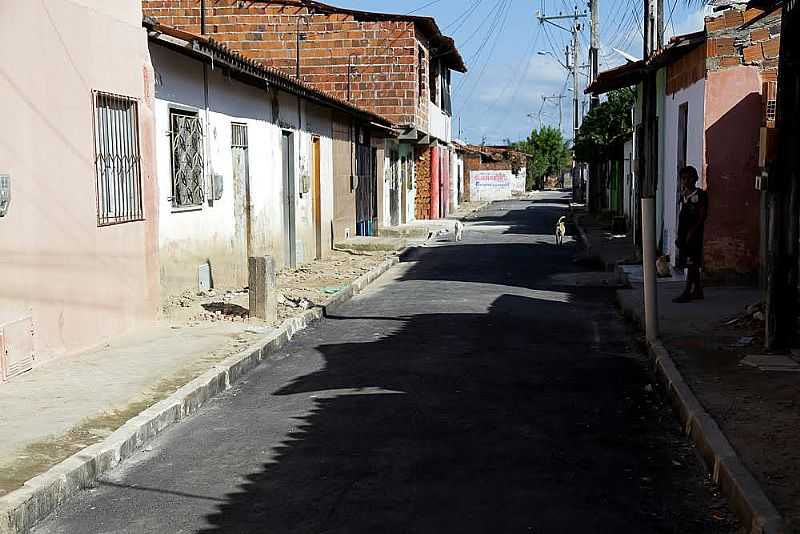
[765,81,778,122]
[232,123,248,148]
[170,110,205,207]
[93,91,143,226]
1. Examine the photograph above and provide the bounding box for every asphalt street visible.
[33,191,739,533]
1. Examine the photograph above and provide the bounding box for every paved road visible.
[34,192,738,533]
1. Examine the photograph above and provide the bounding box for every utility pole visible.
[640,0,661,342]
[765,0,799,350]
[536,8,587,203]
[589,0,599,109]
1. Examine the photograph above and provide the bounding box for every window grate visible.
[231,123,248,148]
[764,81,778,123]
[93,91,144,226]
[170,110,205,207]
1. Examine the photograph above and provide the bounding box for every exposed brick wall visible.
[415,146,431,220]
[705,5,781,77]
[143,0,431,127]
[666,45,706,95]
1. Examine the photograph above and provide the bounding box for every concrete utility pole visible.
[640,0,662,342]
[589,0,599,109]
[536,9,588,202]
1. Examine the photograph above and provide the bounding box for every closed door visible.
[282,131,296,269]
[312,137,322,259]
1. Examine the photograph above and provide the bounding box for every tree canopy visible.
[574,88,635,163]
[513,126,572,190]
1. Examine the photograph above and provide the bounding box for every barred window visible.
[93,91,143,226]
[763,81,777,123]
[170,110,205,207]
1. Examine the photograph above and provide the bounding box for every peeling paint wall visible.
[152,43,335,297]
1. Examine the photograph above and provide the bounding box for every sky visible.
[327,0,707,145]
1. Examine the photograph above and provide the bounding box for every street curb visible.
[615,292,787,534]
[0,256,400,534]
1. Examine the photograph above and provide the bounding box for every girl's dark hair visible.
[680,166,699,185]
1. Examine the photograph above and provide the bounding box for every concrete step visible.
[376,220,456,239]
[334,236,408,253]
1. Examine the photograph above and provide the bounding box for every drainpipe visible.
[200,0,206,35]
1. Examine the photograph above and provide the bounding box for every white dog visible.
[555,216,567,245]
[454,220,465,242]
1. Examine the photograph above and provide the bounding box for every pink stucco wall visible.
[0,1,160,362]
[703,66,763,276]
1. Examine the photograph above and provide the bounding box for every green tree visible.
[513,126,572,190]
[574,87,635,163]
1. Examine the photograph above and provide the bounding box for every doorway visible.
[282,131,296,269]
[389,150,400,226]
[232,123,251,278]
[400,155,408,224]
[312,136,322,259]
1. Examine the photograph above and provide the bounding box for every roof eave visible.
[143,18,395,130]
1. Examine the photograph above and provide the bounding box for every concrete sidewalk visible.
[0,322,271,495]
[0,250,394,499]
[578,211,799,531]
[618,282,800,531]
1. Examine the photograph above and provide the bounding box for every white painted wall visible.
[510,167,526,193]
[428,101,452,143]
[662,78,705,264]
[470,170,515,201]
[449,150,461,211]
[151,43,335,296]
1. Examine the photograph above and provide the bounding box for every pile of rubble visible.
[162,250,392,326]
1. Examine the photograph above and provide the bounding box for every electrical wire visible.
[456,0,512,91]
[456,0,515,108]
[405,0,445,15]
[445,0,483,33]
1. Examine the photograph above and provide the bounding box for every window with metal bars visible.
[763,81,778,124]
[92,91,144,226]
[170,109,205,207]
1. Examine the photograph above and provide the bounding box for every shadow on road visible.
[195,292,735,533]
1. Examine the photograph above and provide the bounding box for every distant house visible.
[587,1,781,280]
[141,0,467,229]
[145,20,395,297]
[0,1,160,375]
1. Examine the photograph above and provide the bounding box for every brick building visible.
[588,1,781,280]
[142,0,467,226]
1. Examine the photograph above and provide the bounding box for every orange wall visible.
[703,67,762,275]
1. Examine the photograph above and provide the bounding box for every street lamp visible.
[537,50,569,70]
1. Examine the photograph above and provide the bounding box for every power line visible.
[457,0,506,50]
[405,0,445,15]
[456,0,512,92]
[445,0,483,33]
[493,25,544,130]
[457,0,515,108]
